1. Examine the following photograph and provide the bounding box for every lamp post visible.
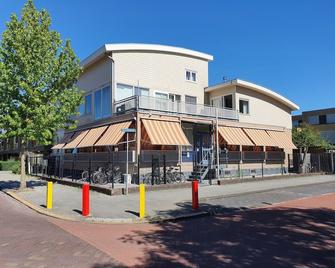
[122,128,136,194]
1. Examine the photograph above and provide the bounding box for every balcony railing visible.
[114,95,239,120]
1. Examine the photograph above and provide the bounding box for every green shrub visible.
[0,160,21,174]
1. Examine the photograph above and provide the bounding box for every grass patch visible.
[0,160,20,174]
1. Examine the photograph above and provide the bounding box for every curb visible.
[3,189,210,224]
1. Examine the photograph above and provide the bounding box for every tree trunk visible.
[301,147,308,174]
[19,144,27,190]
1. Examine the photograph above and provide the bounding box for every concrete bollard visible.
[82,183,90,216]
[139,184,146,218]
[46,181,53,209]
[192,180,199,210]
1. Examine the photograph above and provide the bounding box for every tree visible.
[292,123,333,173]
[0,0,82,189]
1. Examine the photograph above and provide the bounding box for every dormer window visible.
[186,70,197,82]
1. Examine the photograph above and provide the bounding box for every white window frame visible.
[239,98,250,115]
[185,69,197,83]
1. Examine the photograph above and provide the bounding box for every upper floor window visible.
[319,115,327,125]
[186,70,197,82]
[116,84,133,101]
[94,86,111,120]
[211,94,234,109]
[169,94,181,102]
[85,94,92,114]
[239,99,249,115]
[327,114,335,124]
[155,92,168,99]
[135,86,149,97]
[308,115,319,125]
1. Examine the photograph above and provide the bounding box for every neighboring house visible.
[0,43,300,179]
[292,107,335,145]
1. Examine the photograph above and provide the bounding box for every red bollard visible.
[192,180,199,209]
[82,183,90,216]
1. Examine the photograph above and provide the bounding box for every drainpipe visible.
[106,54,115,114]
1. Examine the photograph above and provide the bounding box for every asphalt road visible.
[1,180,335,267]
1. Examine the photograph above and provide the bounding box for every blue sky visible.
[1,0,334,114]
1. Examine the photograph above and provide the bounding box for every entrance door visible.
[195,132,212,164]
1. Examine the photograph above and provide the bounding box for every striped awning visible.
[142,119,191,146]
[267,130,297,149]
[94,121,132,146]
[218,126,254,146]
[62,130,90,149]
[76,126,108,148]
[243,128,276,147]
[51,132,75,149]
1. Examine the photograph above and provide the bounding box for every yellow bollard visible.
[139,184,145,218]
[46,181,53,209]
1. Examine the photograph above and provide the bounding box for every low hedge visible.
[0,160,20,174]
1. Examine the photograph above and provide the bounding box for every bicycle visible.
[142,166,186,185]
[92,164,122,185]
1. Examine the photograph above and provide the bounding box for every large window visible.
[239,99,249,115]
[85,94,92,114]
[224,95,233,109]
[94,86,111,120]
[135,86,149,97]
[116,84,133,101]
[308,115,319,125]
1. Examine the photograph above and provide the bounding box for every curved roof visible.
[205,79,299,111]
[81,43,213,68]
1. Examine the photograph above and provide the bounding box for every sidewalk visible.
[1,171,335,222]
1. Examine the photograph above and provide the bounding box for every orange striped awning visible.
[94,121,132,146]
[142,119,191,146]
[76,126,108,148]
[218,126,254,146]
[62,130,89,149]
[267,130,297,149]
[51,132,75,149]
[243,128,276,147]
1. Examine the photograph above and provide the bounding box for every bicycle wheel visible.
[81,170,89,182]
[92,171,105,184]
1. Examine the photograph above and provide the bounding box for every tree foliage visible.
[0,0,82,146]
[292,123,333,152]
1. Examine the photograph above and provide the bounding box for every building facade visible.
[292,107,335,145]
[1,43,300,180]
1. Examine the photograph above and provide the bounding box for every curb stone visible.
[3,189,210,224]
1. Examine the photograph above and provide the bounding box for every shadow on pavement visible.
[118,202,335,267]
[0,180,45,191]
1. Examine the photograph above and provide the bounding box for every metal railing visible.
[114,95,239,120]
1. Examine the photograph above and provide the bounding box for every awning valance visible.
[218,126,254,146]
[76,126,108,148]
[51,132,75,149]
[94,121,132,146]
[142,119,191,146]
[62,130,89,149]
[244,128,276,147]
[267,130,297,149]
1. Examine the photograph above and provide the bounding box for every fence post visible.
[261,161,264,178]
[71,154,75,181]
[318,153,321,172]
[137,154,141,185]
[163,155,166,184]
[281,152,284,175]
[331,152,334,174]
[88,153,92,184]
[151,155,154,185]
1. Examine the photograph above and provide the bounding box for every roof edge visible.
[81,43,213,68]
[205,79,300,111]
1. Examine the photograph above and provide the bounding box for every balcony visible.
[114,95,239,120]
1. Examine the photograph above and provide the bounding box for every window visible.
[116,83,134,101]
[94,90,102,119]
[186,70,197,82]
[308,115,319,125]
[85,94,92,114]
[319,115,327,125]
[94,86,111,120]
[135,86,149,96]
[185,95,197,104]
[169,94,181,102]
[224,95,233,109]
[155,92,169,99]
[239,99,249,114]
[326,114,335,124]
[79,103,85,116]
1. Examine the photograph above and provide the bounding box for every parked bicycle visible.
[92,164,122,185]
[142,166,186,185]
